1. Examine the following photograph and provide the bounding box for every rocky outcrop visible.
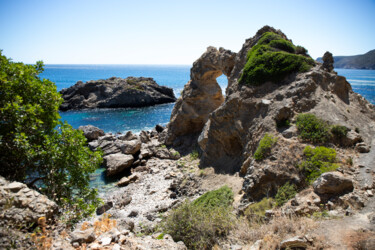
[0,176,57,225]
[88,125,180,177]
[78,125,104,141]
[60,77,176,111]
[164,26,375,204]
[166,47,236,146]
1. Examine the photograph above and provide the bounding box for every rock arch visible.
[166,46,236,146]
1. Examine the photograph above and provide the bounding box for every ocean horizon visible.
[40,65,375,134]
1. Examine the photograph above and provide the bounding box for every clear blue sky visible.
[0,0,374,64]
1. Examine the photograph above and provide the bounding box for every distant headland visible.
[316,49,375,69]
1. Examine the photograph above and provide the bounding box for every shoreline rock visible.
[59,76,176,111]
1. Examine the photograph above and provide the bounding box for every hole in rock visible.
[216,74,229,97]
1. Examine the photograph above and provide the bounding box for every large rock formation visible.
[165,26,375,201]
[60,77,176,111]
[165,47,236,146]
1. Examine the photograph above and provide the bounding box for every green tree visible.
[0,51,102,223]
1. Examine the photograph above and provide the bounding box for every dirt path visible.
[314,139,375,249]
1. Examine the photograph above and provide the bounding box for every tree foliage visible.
[0,51,102,223]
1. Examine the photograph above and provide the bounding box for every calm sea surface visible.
[41,64,227,134]
[40,65,375,191]
[40,65,375,134]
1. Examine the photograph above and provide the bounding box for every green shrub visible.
[331,125,349,140]
[0,51,102,225]
[244,197,274,219]
[296,113,330,143]
[190,149,199,160]
[275,182,297,207]
[254,133,278,161]
[300,146,339,183]
[192,186,233,208]
[239,32,315,86]
[162,187,234,249]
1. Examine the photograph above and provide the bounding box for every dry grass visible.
[80,213,116,236]
[31,217,53,250]
[228,212,325,249]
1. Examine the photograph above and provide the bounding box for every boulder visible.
[155,124,165,133]
[280,236,308,249]
[78,125,104,141]
[70,227,96,244]
[342,130,362,146]
[0,176,58,225]
[118,131,138,141]
[96,201,113,215]
[313,172,353,195]
[355,142,370,153]
[117,139,142,155]
[103,153,134,176]
[117,174,139,187]
[59,77,176,111]
[322,51,334,72]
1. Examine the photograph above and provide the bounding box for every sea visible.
[40,65,375,191]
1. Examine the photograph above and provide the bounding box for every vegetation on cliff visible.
[300,146,339,183]
[162,186,234,249]
[239,32,315,85]
[0,51,102,223]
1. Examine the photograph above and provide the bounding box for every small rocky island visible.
[59,77,176,111]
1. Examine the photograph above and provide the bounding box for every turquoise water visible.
[40,66,375,134]
[40,65,375,191]
[41,64,228,134]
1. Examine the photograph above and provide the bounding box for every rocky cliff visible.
[165,25,375,200]
[60,77,176,111]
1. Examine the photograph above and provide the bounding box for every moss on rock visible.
[239,32,315,86]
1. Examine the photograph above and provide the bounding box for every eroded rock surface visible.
[60,77,176,111]
[0,176,57,225]
[166,47,236,146]
[163,26,375,207]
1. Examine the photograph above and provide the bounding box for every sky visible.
[0,0,374,65]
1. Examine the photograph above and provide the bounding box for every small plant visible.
[346,157,353,166]
[172,151,180,157]
[156,233,165,240]
[92,213,117,235]
[190,150,199,160]
[296,113,330,143]
[274,182,297,207]
[160,144,167,148]
[31,217,53,249]
[312,210,329,219]
[299,146,339,183]
[162,187,234,249]
[244,197,274,220]
[254,133,278,161]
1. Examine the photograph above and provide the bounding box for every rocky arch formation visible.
[166,25,373,178]
[165,46,236,146]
